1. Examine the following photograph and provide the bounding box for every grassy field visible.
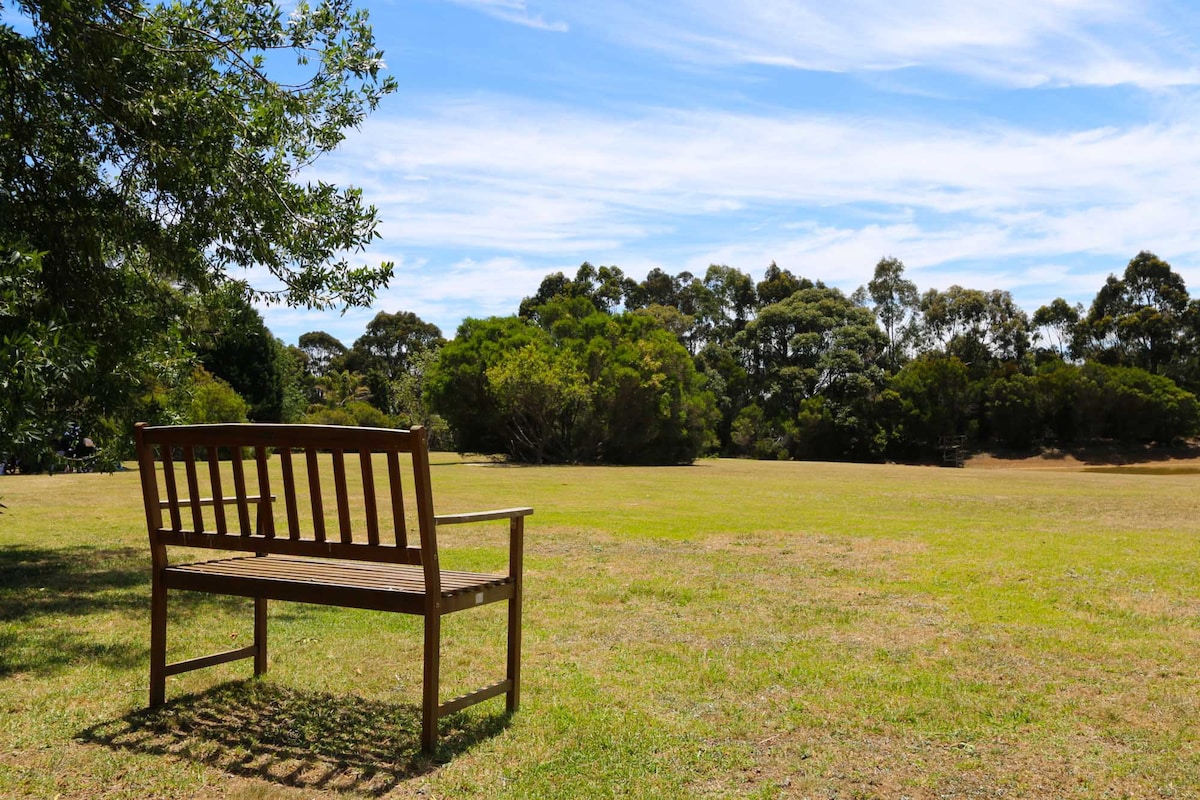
[3,453,1200,798]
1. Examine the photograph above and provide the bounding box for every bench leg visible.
[506,585,522,714]
[422,612,441,754]
[506,514,524,714]
[149,576,167,707]
[254,597,268,676]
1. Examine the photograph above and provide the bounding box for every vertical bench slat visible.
[183,445,204,533]
[387,450,407,548]
[280,449,301,539]
[230,451,252,535]
[332,449,353,543]
[255,445,276,538]
[306,447,326,542]
[361,450,380,546]
[207,447,227,535]
[161,445,182,531]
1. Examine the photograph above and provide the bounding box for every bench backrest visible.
[135,423,440,576]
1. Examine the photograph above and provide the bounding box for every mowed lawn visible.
[3,454,1200,798]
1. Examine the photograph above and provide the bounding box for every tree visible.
[298,331,349,378]
[695,264,756,347]
[1032,298,1082,360]
[1082,251,1190,375]
[736,285,887,460]
[349,311,444,379]
[755,262,807,307]
[175,367,250,424]
[918,286,1030,372]
[193,285,284,421]
[519,263,632,321]
[487,344,591,464]
[0,247,94,467]
[625,267,680,310]
[1,0,396,457]
[859,256,918,370]
[315,369,370,408]
[426,316,548,456]
[427,303,717,465]
[888,355,975,454]
[343,310,443,413]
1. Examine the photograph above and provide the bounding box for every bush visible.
[178,368,249,424]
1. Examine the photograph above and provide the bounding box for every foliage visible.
[919,286,1031,372]
[1083,362,1200,442]
[0,246,93,467]
[518,262,631,321]
[0,0,395,457]
[486,344,590,463]
[736,285,888,460]
[425,315,544,455]
[887,354,976,455]
[193,285,285,421]
[1032,297,1082,360]
[174,366,250,423]
[345,312,444,383]
[297,330,348,378]
[330,311,443,417]
[275,341,311,423]
[1081,251,1192,377]
[856,256,919,370]
[427,303,717,464]
[314,369,371,408]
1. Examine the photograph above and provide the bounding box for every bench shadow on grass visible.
[82,680,511,795]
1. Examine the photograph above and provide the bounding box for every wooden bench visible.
[134,422,532,753]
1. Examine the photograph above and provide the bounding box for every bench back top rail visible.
[135,423,439,570]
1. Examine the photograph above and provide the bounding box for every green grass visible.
[3,456,1200,798]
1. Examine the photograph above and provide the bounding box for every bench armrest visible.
[435,507,533,526]
[436,507,531,579]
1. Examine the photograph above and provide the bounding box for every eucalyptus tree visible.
[858,256,919,370]
[297,331,349,378]
[1032,298,1082,360]
[1082,251,1190,375]
[918,286,1030,373]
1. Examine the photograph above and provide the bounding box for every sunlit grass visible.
[3,455,1200,797]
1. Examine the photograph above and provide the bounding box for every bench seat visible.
[163,555,514,614]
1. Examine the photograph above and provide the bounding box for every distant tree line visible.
[7,244,1200,469]
[271,250,1199,466]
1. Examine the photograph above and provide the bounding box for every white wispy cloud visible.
[333,98,1200,230]
[266,93,1200,344]
[259,1,1200,344]
[551,0,1200,88]
[445,0,567,32]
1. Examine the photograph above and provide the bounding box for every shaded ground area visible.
[966,440,1200,470]
[81,681,511,796]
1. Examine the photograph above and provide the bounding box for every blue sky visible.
[259,0,1200,346]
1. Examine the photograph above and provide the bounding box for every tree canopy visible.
[0,0,395,462]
